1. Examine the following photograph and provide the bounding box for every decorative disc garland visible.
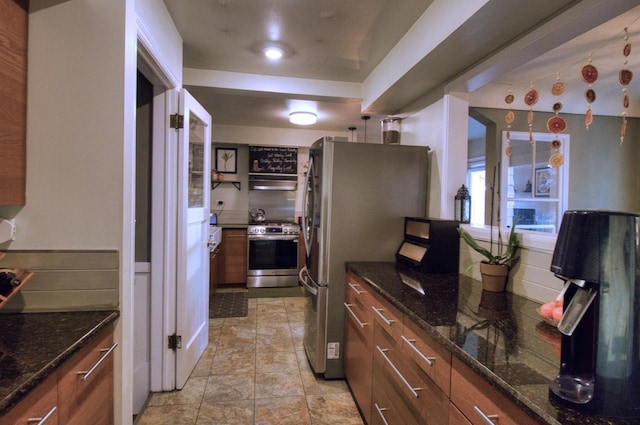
[505,88,515,156]
[580,56,598,129]
[524,82,539,143]
[547,73,566,168]
[620,28,633,144]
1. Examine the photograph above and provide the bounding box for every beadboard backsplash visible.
[0,250,119,313]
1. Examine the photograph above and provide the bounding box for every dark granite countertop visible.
[0,310,119,416]
[346,262,636,425]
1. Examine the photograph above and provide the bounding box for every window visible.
[501,131,569,234]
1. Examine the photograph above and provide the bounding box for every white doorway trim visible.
[136,27,180,393]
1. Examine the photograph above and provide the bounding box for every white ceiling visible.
[162,0,640,143]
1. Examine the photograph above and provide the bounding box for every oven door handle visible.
[248,235,299,241]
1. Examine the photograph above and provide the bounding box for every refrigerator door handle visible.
[299,266,318,296]
[301,156,314,257]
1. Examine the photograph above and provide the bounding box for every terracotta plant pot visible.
[479,262,509,292]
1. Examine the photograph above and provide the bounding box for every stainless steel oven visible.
[247,222,300,287]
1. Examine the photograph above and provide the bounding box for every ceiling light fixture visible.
[263,46,284,60]
[290,111,317,125]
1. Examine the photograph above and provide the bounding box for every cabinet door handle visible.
[77,342,118,381]
[347,282,364,295]
[28,406,57,424]
[344,303,368,328]
[473,405,500,425]
[372,306,395,326]
[374,403,390,425]
[401,335,435,367]
[376,345,421,398]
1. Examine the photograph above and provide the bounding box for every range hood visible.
[249,173,298,191]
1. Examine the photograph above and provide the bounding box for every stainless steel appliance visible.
[549,210,640,418]
[299,136,429,378]
[247,222,300,288]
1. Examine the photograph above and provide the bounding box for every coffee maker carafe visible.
[549,210,640,418]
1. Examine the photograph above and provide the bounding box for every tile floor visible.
[135,296,364,425]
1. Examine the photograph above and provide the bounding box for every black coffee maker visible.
[549,210,640,418]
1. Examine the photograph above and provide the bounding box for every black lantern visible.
[455,184,471,223]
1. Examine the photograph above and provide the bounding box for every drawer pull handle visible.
[344,303,368,328]
[473,405,499,425]
[374,403,390,425]
[77,342,118,381]
[28,406,57,424]
[347,282,364,295]
[401,335,435,367]
[376,345,421,398]
[372,306,395,326]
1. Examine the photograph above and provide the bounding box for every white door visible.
[175,89,211,388]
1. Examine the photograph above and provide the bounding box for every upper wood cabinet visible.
[0,0,28,206]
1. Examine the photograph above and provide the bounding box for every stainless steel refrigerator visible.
[299,136,430,378]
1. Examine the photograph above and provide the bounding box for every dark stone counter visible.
[0,310,119,416]
[346,262,636,425]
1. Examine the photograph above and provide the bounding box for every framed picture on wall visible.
[215,148,237,174]
[535,168,551,197]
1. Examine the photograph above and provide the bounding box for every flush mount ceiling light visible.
[289,111,317,125]
[263,46,284,60]
[251,41,293,61]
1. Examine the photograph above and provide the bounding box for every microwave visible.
[396,217,460,273]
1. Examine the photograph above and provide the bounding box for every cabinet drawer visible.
[402,318,452,397]
[345,272,374,311]
[451,357,538,425]
[371,290,403,343]
[373,325,449,425]
[372,370,416,425]
[58,327,115,425]
[1,373,58,425]
[449,402,472,425]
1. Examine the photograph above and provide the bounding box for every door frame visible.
[136,34,180,392]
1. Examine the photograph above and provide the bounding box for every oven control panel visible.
[248,223,300,235]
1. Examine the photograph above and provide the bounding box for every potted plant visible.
[457,168,519,292]
[457,218,519,292]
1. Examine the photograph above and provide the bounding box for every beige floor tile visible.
[196,400,254,425]
[136,404,200,425]
[300,366,350,395]
[255,349,299,373]
[210,351,255,376]
[306,393,365,425]
[255,370,305,398]
[146,376,207,406]
[254,396,312,425]
[203,373,255,403]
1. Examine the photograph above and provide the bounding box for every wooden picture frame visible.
[215,148,237,174]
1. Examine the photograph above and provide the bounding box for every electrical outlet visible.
[217,201,224,206]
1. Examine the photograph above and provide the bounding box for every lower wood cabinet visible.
[344,270,540,425]
[0,373,58,425]
[219,229,247,284]
[209,244,221,296]
[1,324,115,425]
[450,357,538,425]
[344,272,375,424]
[58,326,116,425]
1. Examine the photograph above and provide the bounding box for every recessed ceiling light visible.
[264,46,284,60]
[290,112,317,125]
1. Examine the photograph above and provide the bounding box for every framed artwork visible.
[215,148,237,174]
[535,168,551,197]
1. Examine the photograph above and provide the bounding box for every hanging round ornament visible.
[552,102,563,113]
[549,152,564,168]
[580,63,599,84]
[547,116,567,134]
